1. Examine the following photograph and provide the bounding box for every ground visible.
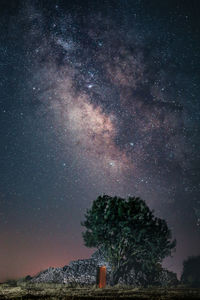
[0,283,200,299]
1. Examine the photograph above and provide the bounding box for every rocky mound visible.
[30,249,110,285]
[29,249,178,286]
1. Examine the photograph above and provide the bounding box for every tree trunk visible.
[110,269,117,286]
[109,271,115,286]
[109,267,122,286]
[110,264,127,286]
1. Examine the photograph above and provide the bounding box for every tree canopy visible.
[81,195,176,285]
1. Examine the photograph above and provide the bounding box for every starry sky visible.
[0,0,200,282]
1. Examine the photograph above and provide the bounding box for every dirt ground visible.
[0,283,200,299]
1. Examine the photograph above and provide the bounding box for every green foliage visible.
[81,195,176,285]
[181,256,200,287]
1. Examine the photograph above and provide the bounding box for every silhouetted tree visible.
[81,195,176,286]
[181,256,200,287]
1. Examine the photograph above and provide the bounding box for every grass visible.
[0,282,200,299]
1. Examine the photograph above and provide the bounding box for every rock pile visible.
[30,249,178,286]
[31,249,110,285]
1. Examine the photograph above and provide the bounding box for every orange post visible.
[99,266,106,288]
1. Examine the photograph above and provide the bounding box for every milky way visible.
[0,0,200,281]
[26,3,200,206]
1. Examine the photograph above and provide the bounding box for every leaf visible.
[118,207,123,217]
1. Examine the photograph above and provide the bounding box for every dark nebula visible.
[0,0,200,281]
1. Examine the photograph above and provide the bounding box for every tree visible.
[181,256,200,287]
[81,195,176,286]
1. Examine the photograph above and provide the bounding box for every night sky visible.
[0,0,200,282]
